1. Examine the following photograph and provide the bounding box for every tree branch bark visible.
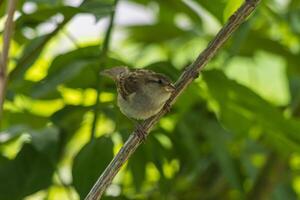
[0,0,18,120]
[85,0,261,199]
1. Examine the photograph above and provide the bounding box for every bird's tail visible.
[100,66,129,80]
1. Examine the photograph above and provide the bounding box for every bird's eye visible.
[157,79,163,84]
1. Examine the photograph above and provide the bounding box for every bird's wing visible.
[118,69,154,100]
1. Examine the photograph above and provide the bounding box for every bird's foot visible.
[163,102,172,113]
[194,72,199,79]
[134,123,147,142]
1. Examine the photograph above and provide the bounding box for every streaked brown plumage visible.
[101,66,175,120]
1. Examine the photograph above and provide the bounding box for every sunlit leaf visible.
[202,69,300,152]
[127,23,187,44]
[0,127,59,200]
[15,6,79,30]
[51,105,90,139]
[80,0,114,21]
[1,111,48,129]
[223,0,243,21]
[196,0,227,23]
[10,34,53,84]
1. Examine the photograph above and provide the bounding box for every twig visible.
[91,0,119,140]
[0,0,18,119]
[85,0,261,199]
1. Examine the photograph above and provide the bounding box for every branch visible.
[0,0,18,119]
[85,0,261,199]
[91,0,119,140]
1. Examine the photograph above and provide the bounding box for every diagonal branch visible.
[0,0,18,120]
[85,0,261,199]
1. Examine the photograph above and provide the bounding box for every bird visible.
[101,66,175,139]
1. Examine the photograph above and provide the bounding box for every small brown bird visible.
[101,66,175,120]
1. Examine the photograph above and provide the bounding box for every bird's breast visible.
[117,92,167,120]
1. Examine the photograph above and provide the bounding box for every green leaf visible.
[31,60,97,98]
[15,6,79,30]
[202,69,300,153]
[289,0,300,9]
[0,0,26,18]
[0,144,55,200]
[127,146,147,192]
[130,0,203,27]
[238,32,300,74]
[80,0,114,21]
[127,23,186,44]
[223,0,243,22]
[289,76,300,112]
[176,121,203,164]
[0,126,60,159]
[28,46,125,98]
[10,80,62,100]
[15,2,113,31]
[62,61,100,89]
[157,0,203,26]
[1,111,48,129]
[10,34,51,83]
[72,136,114,199]
[47,46,100,75]
[202,117,243,192]
[30,127,60,162]
[0,125,28,145]
[51,105,90,140]
[27,0,61,6]
[24,46,100,98]
[196,0,227,23]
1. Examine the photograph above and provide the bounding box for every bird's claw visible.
[164,102,172,113]
[194,72,199,79]
[134,123,147,142]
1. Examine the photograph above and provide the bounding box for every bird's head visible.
[142,73,175,100]
[100,66,129,81]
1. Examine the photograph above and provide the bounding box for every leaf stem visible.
[90,0,119,141]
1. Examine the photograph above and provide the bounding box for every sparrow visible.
[101,66,175,121]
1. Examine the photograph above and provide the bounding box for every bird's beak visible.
[164,84,175,92]
[100,67,128,80]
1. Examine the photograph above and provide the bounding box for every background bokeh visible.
[1,0,300,199]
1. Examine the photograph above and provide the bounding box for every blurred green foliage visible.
[1,0,300,199]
